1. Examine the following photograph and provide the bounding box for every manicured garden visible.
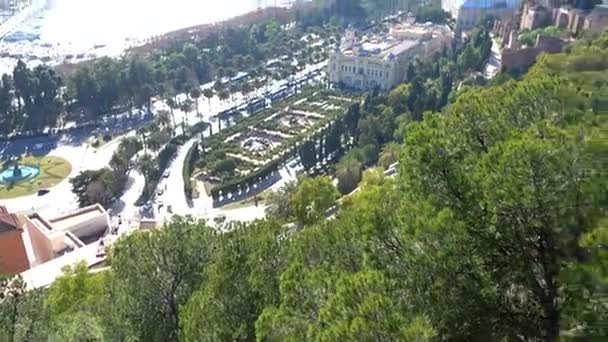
[0,156,72,199]
[188,87,358,202]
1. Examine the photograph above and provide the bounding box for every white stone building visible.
[328,22,453,90]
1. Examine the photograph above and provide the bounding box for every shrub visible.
[183,143,200,200]
[213,159,237,174]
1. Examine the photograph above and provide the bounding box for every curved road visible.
[3,135,123,216]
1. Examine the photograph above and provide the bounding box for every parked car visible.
[37,189,50,196]
[163,170,170,178]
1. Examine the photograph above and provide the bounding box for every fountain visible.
[0,162,40,184]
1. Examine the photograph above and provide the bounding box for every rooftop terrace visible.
[340,21,450,59]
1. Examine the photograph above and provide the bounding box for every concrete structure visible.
[442,0,522,29]
[328,21,453,90]
[23,204,109,267]
[0,205,32,274]
[18,204,111,289]
[0,203,109,287]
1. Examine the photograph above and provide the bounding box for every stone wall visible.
[501,35,563,72]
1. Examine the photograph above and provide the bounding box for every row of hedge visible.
[183,142,200,201]
[209,157,283,199]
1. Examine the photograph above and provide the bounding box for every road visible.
[156,138,198,217]
[2,134,123,216]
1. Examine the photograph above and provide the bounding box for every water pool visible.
[0,165,40,184]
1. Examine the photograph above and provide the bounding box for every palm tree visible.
[165,96,178,132]
[156,110,171,128]
[135,153,155,183]
[378,143,401,170]
[180,99,193,130]
[229,84,238,104]
[203,88,214,112]
[218,90,230,106]
[213,80,223,93]
[241,82,252,102]
[190,87,202,123]
[137,127,148,151]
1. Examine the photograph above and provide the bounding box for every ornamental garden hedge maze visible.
[193,87,358,206]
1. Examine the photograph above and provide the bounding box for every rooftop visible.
[49,205,106,233]
[382,40,419,57]
[340,21,451,59]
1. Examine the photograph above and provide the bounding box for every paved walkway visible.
[484,35,502,79]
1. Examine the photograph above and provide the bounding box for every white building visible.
[328,21,453,90]
[442,0,521,29]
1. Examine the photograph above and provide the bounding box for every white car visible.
[163,170,170,178]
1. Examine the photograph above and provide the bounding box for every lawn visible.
[0,156,72,199]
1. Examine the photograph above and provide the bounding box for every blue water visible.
[0,165,40,184]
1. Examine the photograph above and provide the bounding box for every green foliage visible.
[299,139,318,170]
[265,179,299,220]
[316,271,436,341]
[44,263,106,320]
[213,158,237,174]
[292,176,339,225]
[335,154,362,194]
[111,217,216,341]
[377,142,400,169]
[519,26,568,47]
[70,168,127,209]
[183,142,200,200]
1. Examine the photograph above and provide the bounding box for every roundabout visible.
[0,156,72,199]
